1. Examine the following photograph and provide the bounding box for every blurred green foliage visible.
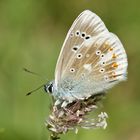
[0,0,140,140]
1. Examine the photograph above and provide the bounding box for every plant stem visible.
[49,132,60,140]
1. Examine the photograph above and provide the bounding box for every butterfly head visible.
[44,81,54,94]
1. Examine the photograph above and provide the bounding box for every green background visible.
[0,0,140,140]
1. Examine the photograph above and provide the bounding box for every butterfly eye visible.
[75,30,80,36]
[96,50,101,55]
[70,68,75,73]
[76,53,83,59]
[99,68,105,73]
[44,82,53,94]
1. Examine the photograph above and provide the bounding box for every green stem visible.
[49,132,60,140]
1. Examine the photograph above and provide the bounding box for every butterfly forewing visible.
[55,10,108,86]
[54,10,128,102]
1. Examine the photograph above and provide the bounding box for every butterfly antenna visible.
[23,68,42,77]
[23,67,48,81]
[23,68,49,96]
[26,84,45,96]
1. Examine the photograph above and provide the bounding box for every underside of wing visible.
[53,10,128,102]
[55,33,127,101]
[55,10,109,87]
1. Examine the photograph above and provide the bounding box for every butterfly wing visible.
[54,10,127,102]
[55,10,108,86]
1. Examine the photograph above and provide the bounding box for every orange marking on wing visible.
[109,47,113,51]
[111,72,116,78]
[108,71,116,79]
[112,53,117,59]
[113,74,117,78]
[112,62,118,68]
[103,42,110,48]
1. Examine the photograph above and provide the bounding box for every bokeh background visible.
[0,0,140,140]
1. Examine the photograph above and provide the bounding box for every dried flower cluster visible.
[46,93,108,139]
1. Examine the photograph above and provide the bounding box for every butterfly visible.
[44,10,128,107]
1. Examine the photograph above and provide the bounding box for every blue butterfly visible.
[44,10,128,107]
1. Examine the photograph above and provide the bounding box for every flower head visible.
[46,93,108,138]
